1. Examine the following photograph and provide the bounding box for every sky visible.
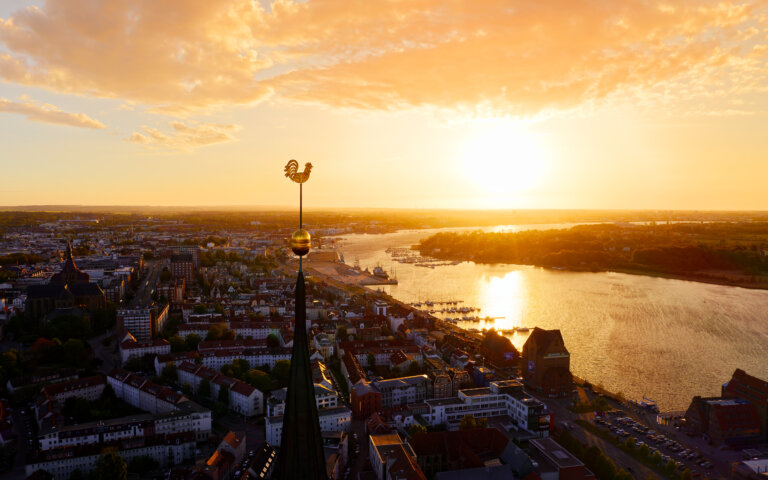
[1,0,767,210]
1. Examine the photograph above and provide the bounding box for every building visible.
[731,458,768,480]
[529,437,595,479]
[265,406,352,445]
[26,432,196,480]
[409,428,533,479]
[177,362,262,417]
[424,380,550,435]
[722,369,768,441]
[684,396,761,445]
[25,243,106,320]
[266,385,338,417]
[119,333,171,363]
[118,304,169,341]
[118,309,152,341]
[170,254,195,284]
[372,375,429,410]
[368,433,426,480]
[107,369,188,415]
[350,382,382,419]
[520,327,573,398]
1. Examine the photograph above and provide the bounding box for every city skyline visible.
[1,0,768,210]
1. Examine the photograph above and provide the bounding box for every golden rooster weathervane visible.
[284,160,313,271]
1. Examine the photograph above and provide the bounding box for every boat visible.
[641,396,660,413]
[516,327,530,332]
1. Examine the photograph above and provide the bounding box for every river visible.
[334,224,768,412]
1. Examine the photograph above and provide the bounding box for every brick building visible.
[520,327,573,398]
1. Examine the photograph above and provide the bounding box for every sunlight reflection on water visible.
[335,226,768,411]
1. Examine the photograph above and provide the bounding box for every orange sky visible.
[1,0,767,209]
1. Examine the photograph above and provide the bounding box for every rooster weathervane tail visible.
[284,159,313,184]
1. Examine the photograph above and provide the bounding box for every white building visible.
[423,380,550,435]
[120,337,171,364]
[107,369,187,415]
[265,406,352,445]
[118,308,152,341]
[177,361,263,417]
[199,348,291,371]
[266,384,339,417]
[26,431,196,480]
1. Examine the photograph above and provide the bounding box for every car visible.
[691,470,701,477]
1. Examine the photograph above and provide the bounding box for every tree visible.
[625,437,636,449]
[639,444,650,458]
[168,335,186,353]
[199,378,211,398]
[185,333,202,351]
[128,456,159,475]
[407,424,427,437]
[245,369,273,392]
[651,451,662,465]
[218,386,229,406]
[271,360,291,387]
[161,364,178,384]
[90,447,127,480]
[182,382,192,396]
[193,305,207,314]
[266,333,280,348]
[367,353,376,367]
[69,469,85,480]
[459,414,477,430]
[665,459,677,474]
[681,469,693,480]
[63,397,93,423]
[476,417,488,428]
[159,268,172,282]
[62,338,90,368]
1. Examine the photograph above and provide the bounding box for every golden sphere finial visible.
[290,229,311,256]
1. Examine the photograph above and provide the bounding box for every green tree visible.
[681,469,693,480]
[128,456,159,475]
[665,459,677,474]
[185,333,202,351]
[271,360,291,387]
[245,369,273,392]
[266,333,280,348]
[652,451,662,465]
[476,417,488,428]
[199,378,211,398]
[367,353,376,367]
[639,444,650,458]
[90,447,127,480]
[168,335,186,352]
[182,382,192,396]
[407,424,427,437]
[62,338,90,368]
[161,364,178,383]
[69,469,85,480]
[159,268,172,282]
[193,305,207,314]
[625,437,636,449]
[218,386,229,406]
[459,414,477,430]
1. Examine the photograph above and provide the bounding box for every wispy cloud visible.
[128,121,240,151]
[0,1,766,116]
[0,97,105,128]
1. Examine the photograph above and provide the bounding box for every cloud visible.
[0,0,766,116]
[128,121,240,151]
[0,97,105,128]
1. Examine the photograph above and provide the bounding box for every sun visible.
[458,121,550,195]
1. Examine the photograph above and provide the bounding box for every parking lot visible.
[593,411,714,478]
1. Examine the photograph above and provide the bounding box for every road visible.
[129,260,160,309]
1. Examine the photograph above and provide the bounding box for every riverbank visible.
[549,265,768,291]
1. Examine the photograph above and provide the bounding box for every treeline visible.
[417,222,768,278]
